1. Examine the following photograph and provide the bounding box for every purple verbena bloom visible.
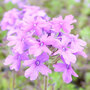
[0,8,19,30]
[4,52,29,71]
[7,30,32,54]
[23,16,50,36]
[22,5,50,20]
[22,5,41,15]
[7,20,24,37]
[53,63,78,83]
[29,34,52,56]
[46,33,62,47]
[51,15,77,33]
[54,35,76,64]
[2,6,87,83]
[74,51,87,58]
[23,52,52,80]
[68,34,87,52]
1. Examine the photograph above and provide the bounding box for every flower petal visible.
[36,52,49,62]
[24,65,35,78]
[38,64,52,76]
[4,55,14,65]
[53,63,66,72]
[63,70,72,83]
[23,60,35,66]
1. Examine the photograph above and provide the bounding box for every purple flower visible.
[54,35,76,64]
[1,6,87,83]
[22,6,50,20]
[51,15,77,33]
[68,34,87,53]
[29,34,52,56]
[4,52,29,71]
[23,16,51,36]
[23,52,52,80]
[74,51,87,58]
[7,20,24,37]
[7,30,32,54]
[53,63,78,83]
[0,8,19,30]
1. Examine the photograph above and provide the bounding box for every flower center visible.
[22,38,25,41]
[62,47,66,51]
[40,42,44,46]
[33,23,37,27]
[35,60,40,66]
[67,42,71,48]
[59,37,62,41]
[21,37,25,41]
[58,32,63,36]
[66,64,70,69]
[60,22,63,25]
[17,55,21,60]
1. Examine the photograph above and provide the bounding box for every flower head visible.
[23,16,51,36]
[29,34,52,56]
[1,5,87,83]
[53,63,78,83]
[54,35,76,64]
[51,15,77,33]
[0,8,19,30]
[23,52,52,80]
[4,52,29,71]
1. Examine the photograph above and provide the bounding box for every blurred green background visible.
[0,0,90,90]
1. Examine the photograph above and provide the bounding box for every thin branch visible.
[44,76,48,90]
[12,71,15,90]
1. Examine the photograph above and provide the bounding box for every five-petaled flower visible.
[23,52,52,80]
[53,63,78,83]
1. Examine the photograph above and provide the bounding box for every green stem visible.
[12,71,15,90]
[44,76,48,90]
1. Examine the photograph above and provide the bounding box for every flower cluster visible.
[1,5,87,83]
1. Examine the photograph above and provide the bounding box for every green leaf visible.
[80,26,90,41]
[85,72,90,83]
[5,2,15,11]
